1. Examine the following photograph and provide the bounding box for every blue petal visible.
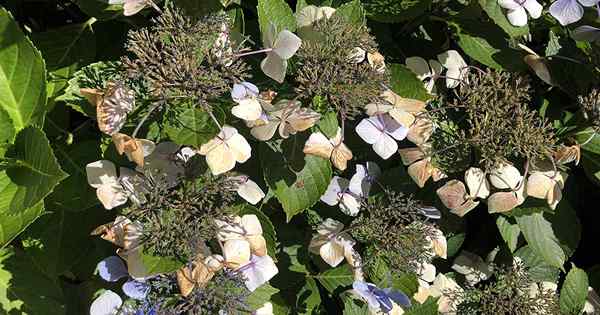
[383,288,412,307]
[373,290,393,313]
[549,0,584,25]
[352,281,380,309]
[97,256,128,282]
[122,280,150,300]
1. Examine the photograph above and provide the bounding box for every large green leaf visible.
[2,126,68,214]
[362,0,431,23]
[260,137,332,221]
[478,0,529,38]
[454,20,525,71]
[72,0,122,20]
[514,209,566,269]
[296,278,322,314]
[515,245,560,282]
[55,61,120,117]
[0,199,44,248]
[20,206,113,277]
[496,215,520,252]
[388,64,430,101]
[334,0,365,26]
[257,0,296,43]
[45,140,102,213]
[247,284,280,310]
[560,265,589,315]
[0,8,47,133]
[405,297,439,315]
[0,108,15,156]
[165,107,221,148]
[32,20,96,100]
[314,264,354,293]
[0,247,66,314]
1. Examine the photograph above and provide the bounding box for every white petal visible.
[90,290,122,315]
[465,167,490,199]
[237,179,266,205]
[437,50,467,71]
[261,53,287,83]
[321,176,348,206]
[349,164,368,197]
[489,163,522,189]
[340,193,361,216]
[355,117,383,145]
[226,133,252,163]
[86,160,118,188]
[254,302,274,315]
[507,7,529,26]
[372,133,398,160]
[97,183,128,210]
[224,239,251,268]
[206,142,236,175]
[241,214,263,236]
[405,57,432,81]
[241,255,279,292]
[523,0,543,18]
[231,98,263,121]
[303,131,334,159]
[273,30,302,59]
[417,262,436,283]
[319,240,346,267]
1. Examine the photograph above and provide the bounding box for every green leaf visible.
[405,297,439,315]
[72,0,122,20]
[313,111,338,139]
[496,215,520,252]
[388,64,430,101]
[342,294,369,314]
[454,20,525,71]
[560,264,589,315]
[334,0,365,26]
[577,128,600,156]
[478,0,529,38]
[446,232,465,258]
[45,140,103,213]
[314,264,354,293]
[515,209,566,269]
[580,150,600,186]
[32,20,96,100]
[257,0,296,43]
[2,127,68,214]
[515,245,560,282]
[165,107,222,147]
[0,108,15,155]
[0,247,66,314]
[20,206,113,277]
[362,0,431,23]
[260,137,332,221]
[0,199,44,248]
[140,251,183,274]
[0,8,47,133]
[55,61,120,117]
[296,278,322,314]
[247,283,280,310]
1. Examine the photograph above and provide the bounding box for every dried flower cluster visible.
[455,70,556,170]
[451,263,561,315]
[122,7,250,108]
[350,190,436,273]
[295,15,386,120]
